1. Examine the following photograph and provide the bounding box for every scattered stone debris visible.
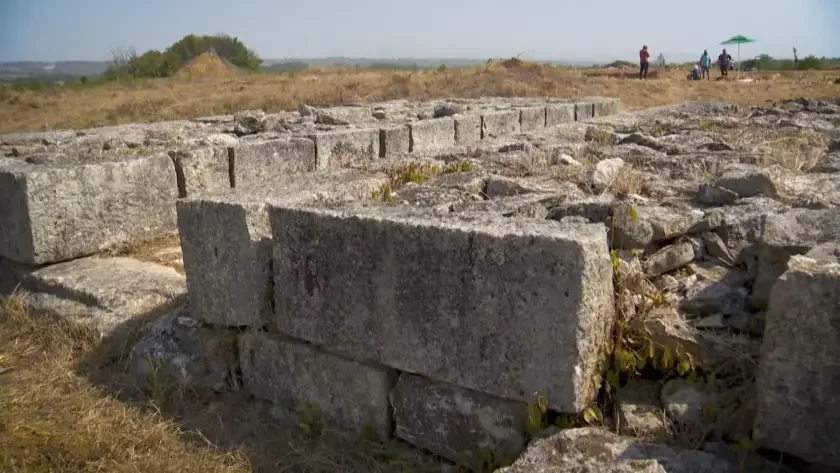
[3,96,840,473]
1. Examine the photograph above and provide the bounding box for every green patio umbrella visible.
[720,35,758,77]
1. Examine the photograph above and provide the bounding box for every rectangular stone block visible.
[584,96,621,117]
[481,110,519,139]
[754,255,840,468]
[519,107,546,132]
[238,331,394,442]
[170,147,230,198]
[574,100,595,121]
[409,117,455,153]
[269,203,615,412]
[177,170,389,326]
[454,115,482,144]
[309,129,379,169]
[0,154,178,265]
[391,373,526,470]
[545,103,575,127]
[380,125,410,158]
[234,138,315,188]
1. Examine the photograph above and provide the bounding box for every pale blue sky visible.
[1,0,838,63]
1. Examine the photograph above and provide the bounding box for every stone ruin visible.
[2,96,840,472]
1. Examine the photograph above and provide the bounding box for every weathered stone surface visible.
[0,154,178,265]
[644,242,695,277]
[309,128,379,169]
[575,100,596,121]
[754,255,840,468]
[497,427,739,473]
[234,138,316,187]
[379,125,410,157]
[587,97,622,117]
[454,115,482,144]
[519,107,546,132]
[482,110,520,139]
[170,147,230,197]
[390,373,526,470]
[238,331,393,442]
[609,202,654,249]
[614,380,669,441]
[392,183,478,212]
[409,117,455,152]
[129,307,239,391]
[545,103,575,127]
[715,163,780,198]
[233,110,268,136]
[269,203,615,412]
[17,256,186,334]
[177,170,389,326]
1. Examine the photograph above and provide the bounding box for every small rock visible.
[661,378,718,445]
[591,158,627,193]
[693,313,726,329]
[614,380,670,441]
[560,216,591,224]
[299,104,317,116]
[233,110,268,136]
[681,279,748,317]
[724,312,765,336]
[715,163,779,198]
[645,242,695,277]
[372,110,387,120]
[433,102,463,118]
[701,232,734,264]
[557,153,582,166]
[315,111,350,126]
[695,184,739,206]
[609,202,654,249]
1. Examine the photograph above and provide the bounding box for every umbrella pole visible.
[737,44,741,79]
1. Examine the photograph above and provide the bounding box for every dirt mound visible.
[175,51,237,79]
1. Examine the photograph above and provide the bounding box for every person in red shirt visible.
[639,45,650,79]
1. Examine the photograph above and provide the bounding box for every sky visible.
[1,0,838,63]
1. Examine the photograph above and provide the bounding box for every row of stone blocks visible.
[0,97,620,266]
[176,182,616,469]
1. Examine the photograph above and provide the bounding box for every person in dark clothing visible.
[639,45,650,79]
[718,49,733,77]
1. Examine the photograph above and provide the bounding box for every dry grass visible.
[0,293,447,473]
[1,62,838,133]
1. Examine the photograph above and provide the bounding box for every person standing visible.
[718,49,732,77]
[700,50,712,79]
[639,45,650,79]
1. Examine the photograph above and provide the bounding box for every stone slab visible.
[177,170,389,326]
[585,97,622,117]
[519,107,546,132]
[575,101,596,121]
[545,103,576,127]
[234,138,316,188]
[379,125,410,158]
[16,256,187,334]
[309,129,379,169]
[409,117,456,153]
[0,154,178,265]
[238,331,394,442]
[481,111,520,139]
[454,115,482,144]
[753,255,840,468]
[391,372,526,470]
[269,203,615,412]
[170,147,230,198]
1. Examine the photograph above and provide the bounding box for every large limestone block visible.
[233,137,316,188]
[379,125,410,157]
[583,96,622,117]
[309,129,379,169]
[575,100,595,121]
[169,147,230,197]
[16,255,187,334]
[391,373,526,470]
[0,154,178,265]
[482,110,520,139]
[454,115,482,144]
[409,117,456,152]
[519,107,546,132]
[269,203,615,412]
[754,255,840,468]
[238,331,394,442]
[177,170,389,326]
[545,103,575,127]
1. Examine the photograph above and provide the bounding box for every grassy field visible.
[1,60,838,133]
